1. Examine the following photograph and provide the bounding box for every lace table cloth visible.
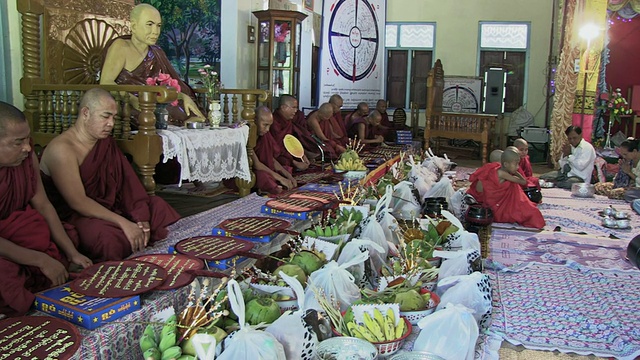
[158,125,250,185]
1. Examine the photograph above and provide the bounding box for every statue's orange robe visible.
[42,137,180,262]
[0,151,68,316]
[467,163,545,229]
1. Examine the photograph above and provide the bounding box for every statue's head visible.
[130,4,162,46]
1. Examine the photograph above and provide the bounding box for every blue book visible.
[33,284,140,330]
[260,205,321,220]
[168,245,245,270]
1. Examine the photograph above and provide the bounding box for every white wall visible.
[387,0,554,129]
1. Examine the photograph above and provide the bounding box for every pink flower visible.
[157,72,171,82]
[204,64,211,69]
[146,77,156,86]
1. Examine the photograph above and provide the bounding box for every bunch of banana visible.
[344,308,406,343]
[333,207,364,234]
[334,157,367,171]
[140,315,194,360]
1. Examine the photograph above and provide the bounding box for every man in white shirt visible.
[541,126,596,189]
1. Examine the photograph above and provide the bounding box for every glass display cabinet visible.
[253,9,307,107]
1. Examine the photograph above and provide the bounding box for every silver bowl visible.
[316,336,378,360]
[571,183,595,198]
[185,121,205,129]
[603,207,616,216]
[603,217,617,227]
[615,211,629,219]
[616,219,631,228]
[390,351,446,360]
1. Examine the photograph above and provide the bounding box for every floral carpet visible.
[488,262,640,359]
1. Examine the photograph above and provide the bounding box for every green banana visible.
[356,323,378,343]
[158,331,177,353]
[373,309,388,337]
[160,346,183,360]
[346,321,362,338]
[139,334,158,353]
[143,324,158,343]
[363,312,385,342]
[143,348,161,360]
[161,315,177,338]
[395,317,406,339]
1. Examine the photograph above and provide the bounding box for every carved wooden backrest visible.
[426,59,444,119]
[41,0,132,84]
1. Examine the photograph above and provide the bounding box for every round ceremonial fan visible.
[286,191,338,205]
[70,260,167,297]
[283,134,305,158]
[0,316,81,360]
[132,254,206,291]
[217,216,294,237]
[265,197,325,213]
[175,235,262,261]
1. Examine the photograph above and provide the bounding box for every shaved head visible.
[0,102,27,138]
[130,3,159,22]
[489,149,503,163]
[513,138,528,148]
[318,103,333,118]
[502,146,521,163]
[79,88,115,114]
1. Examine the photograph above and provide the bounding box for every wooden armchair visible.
[17,0,267,196]
[424,59,498,164]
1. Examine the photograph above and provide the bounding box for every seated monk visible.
[328,94,349,144]
[271,95,313,167]
[253,106,297,194]
[39,88,180,263]
[466,147,545,229]
[100,3,204,125]
[514,138,540,189]
[344,102,369,136]
[307,103,346,159]
[0,102,92,317]
[375,99,394,141]
[346,110,385,147]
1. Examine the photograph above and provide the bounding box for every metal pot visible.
[628,235,640,270]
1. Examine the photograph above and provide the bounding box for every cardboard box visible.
[521,127,549,144]
[34,284,140,330]
[260,205,321,220]
[168,245,245,270]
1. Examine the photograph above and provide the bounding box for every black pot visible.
[465,204,494,226]
[628,235,640,270]
[422,197,449,217]
[524,187,542,204]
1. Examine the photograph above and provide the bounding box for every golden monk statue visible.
[100,3,204,124]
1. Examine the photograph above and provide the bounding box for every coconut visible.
[273,263,307,287]
[245,297,282,325]
[289,250,325,275]
[394,289,427,311]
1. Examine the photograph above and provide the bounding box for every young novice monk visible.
[514,138,540,189]
[467,147,545,228]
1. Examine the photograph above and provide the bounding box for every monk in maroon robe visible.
[466,149,545,229]
[375,99,395,141]
[346,110,385,148]
[253,107,297,194]
[270,95,312,168]
[307,103,346,159]
[328,94,349,145]
[0,102,92,317]
[100,4,204,125]
[514,138,540,189]
[40,89,180,263]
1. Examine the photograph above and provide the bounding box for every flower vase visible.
[208,100,222,127]
[154,103,169,130]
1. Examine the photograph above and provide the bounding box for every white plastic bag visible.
[303,252,369,313]
[435,272,492,329]
[391,181,421,220]
[374,185,400,246]
[217,280,286,360]
[266,272,319,360]
[413,303,479,360]
[440,210,480,252]
[353,214,389,272]
[423,177,455,206]
[433,248,482,280]
[337,238,385,287]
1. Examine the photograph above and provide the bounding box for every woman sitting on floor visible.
[594,138,640,201]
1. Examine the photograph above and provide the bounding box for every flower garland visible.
[146,71,181,106]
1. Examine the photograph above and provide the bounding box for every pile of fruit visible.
[334,149,367,171]
[341,308,407,343]
[301,207,364,238]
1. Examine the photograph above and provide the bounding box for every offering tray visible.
[70,260,167,297]
[217,216,295,237]
[175,235,263,261]
[132,254,206,290]
[0,316,81,360]
[265,196,325,212]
